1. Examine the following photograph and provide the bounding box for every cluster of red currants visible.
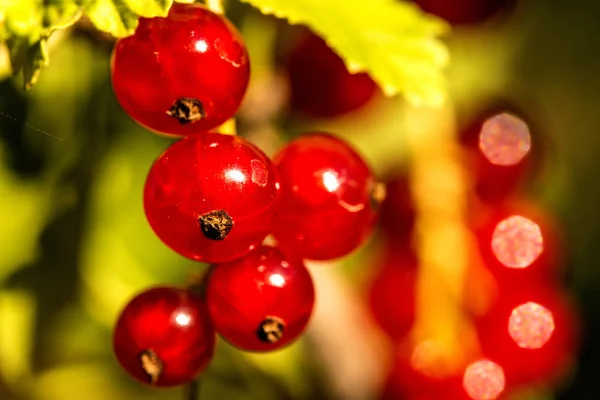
[109,3,381,387]
[370,110,579,399]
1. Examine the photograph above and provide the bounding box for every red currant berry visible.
[285,31,378,118]
[368,247,417,342]
[471,200,563,285]
[206,245,315,352]
[413,0,514,25]
[113,286,215,387]
[380,356,466,400]
[144,133,280,263]
[272,132,380,260]
[475,284,579,386]
[461,110,535,203]
[378,177,416,242]
[111,3,250,136]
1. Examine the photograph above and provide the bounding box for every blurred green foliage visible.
[1,0,600,399]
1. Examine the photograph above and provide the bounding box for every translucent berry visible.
[113,287,215,387]
[368,247,417,342]
[272,132,380,260]
[111,3,250,136]
[144,133,280,263]
[206,245,315,352]
[285,31,378,118]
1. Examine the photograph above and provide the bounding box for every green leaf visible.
[1,0,175,88]
[239,0,451,106]
[84,0,174,37]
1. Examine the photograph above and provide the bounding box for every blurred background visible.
[2,0,600,399]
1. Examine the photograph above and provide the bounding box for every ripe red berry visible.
[111,3,250,136]
[475,284,579,387]
[271,133,380,260]
[380,356,467,400]
[378,177,416,242]
[144,133,280,263]
[471,200,563,285]
[206,245,315,352]
[285,31,378,118]
[413,0,514,25]
[460,110,535,203]
[113,287,215,387]
[368,247,417,342]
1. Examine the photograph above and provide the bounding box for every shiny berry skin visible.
[144,133,280,263]
[285,31,378,118]
[206,245,315,352]
[475,284,579,387]
[413,0,514,25]
[368,246,417,342]
[272,132,380,260]
[111,3,250,136]
[113,287,215,387]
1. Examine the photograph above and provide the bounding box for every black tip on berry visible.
[166,97,205,125]
[256,316,285,343]
[139,349,163,385]
[369,181,386,211]
[198,210,233,240]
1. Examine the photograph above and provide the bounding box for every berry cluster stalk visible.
[404,104,480,375]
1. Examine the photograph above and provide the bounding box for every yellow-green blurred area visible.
[2,1,600,399]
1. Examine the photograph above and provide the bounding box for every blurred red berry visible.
[413,0,514,25]
[460,110,535,204]
[368,247,418,342]
[471,199,563,286]
[285,31,379,118]
[474,283,579,386]
[379,177,416,242]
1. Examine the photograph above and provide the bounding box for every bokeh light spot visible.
[491,215,543,269]
[508,302,555,349]
[479,113,531,166]
[322,170,340,192]
[268,273,285,287]
[174,311,192,327]
[463,360,505,400]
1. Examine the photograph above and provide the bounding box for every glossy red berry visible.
[144,133,280,263]
[475,284,579,386]
[378,177,416,242]
[272,132,380,260]
[368,247,417,342]
[113,287,215,387]
[285,31,378,118]
[111,3,250,136]
[460,110,535,203]
[413,0,514,25]
[206,245,315,352]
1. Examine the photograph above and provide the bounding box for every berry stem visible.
[205,0,224,14]
[404,104,481,375]
[185,379,202,399]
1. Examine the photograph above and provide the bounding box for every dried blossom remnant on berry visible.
[199,210,234,240]
[369,181,387,211]
[139,349,164,384]
[166,97,206,125]
[257,316,285,343]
